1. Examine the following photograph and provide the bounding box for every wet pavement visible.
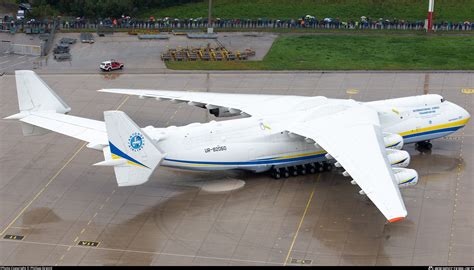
[0,72,472,265]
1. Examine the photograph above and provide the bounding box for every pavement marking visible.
[53,97,130,264]
[283,174,319,266]
[0,60,10,65]
[1,238,284,266]
[9,226,30,230]
[461,88,474,94]
[346,88,359,95]
[116,96,130,110]
[78,240,99,247]
[3,234,24,240]
[58,186,116,264]
[0,96,129,237]
[0,141,88,236]
[447,100,467,264]
[0,60,27,71]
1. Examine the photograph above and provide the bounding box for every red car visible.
[99,60,124,71]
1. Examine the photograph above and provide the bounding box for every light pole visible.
[207,0,213,34]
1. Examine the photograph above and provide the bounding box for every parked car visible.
[99,60,124,71]
[54,53,71,61]
[59,37,77,44]
[80,32,95,43]
[53,43,70,54]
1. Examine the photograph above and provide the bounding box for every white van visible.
[16,10,25,20]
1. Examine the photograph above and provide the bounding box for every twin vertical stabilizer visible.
[97,111,165,186]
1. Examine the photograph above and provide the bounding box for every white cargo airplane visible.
[5,71,471,223]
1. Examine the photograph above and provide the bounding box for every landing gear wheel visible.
[290,166,298,177]
[323,162,333,171]
[426,142,432,150]
[306,164,316,174]
[314,162,324,172]
[297,165,307,175]
[281,168,290,178]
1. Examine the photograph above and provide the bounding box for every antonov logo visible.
[128,132,145,151]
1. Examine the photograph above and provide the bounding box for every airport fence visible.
[57,18,474,32]
[3,18,473,33]
[7,43,42,56]
[0,40,11,53]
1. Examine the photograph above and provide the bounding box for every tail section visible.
[5,70,71,136]
[98,111,164,186]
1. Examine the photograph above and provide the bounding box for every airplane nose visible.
[461,107,471,122]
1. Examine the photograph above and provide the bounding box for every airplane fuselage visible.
[144,94,470,172]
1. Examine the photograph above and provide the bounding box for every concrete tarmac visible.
[0,32,277,74]
[0,72,472,265]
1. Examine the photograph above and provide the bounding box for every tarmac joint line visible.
[0,96,129,237]
[283,174,319,266]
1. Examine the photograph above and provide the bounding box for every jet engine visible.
[383,133,404,150]
[386,149,410,168]
[392,168,418,188]
[209,107,241,117]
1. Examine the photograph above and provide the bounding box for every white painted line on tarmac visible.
[0,238,283,266]
[17,55,27,59]
[0,60,10,65]
[0,60,27,71]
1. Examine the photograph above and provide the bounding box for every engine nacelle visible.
[383,133,404,150]
[209,107,241,117]
[392,168,418,188]
[386,149,410,168]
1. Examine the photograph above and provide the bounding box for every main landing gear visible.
[415,140,432,152]
[270,162,333,179]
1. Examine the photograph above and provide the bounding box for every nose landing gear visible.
[415,141,432,152]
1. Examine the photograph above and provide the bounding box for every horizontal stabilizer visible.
[93,159,127,166]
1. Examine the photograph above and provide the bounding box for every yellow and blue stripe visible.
[400,118,469,139]
[400,176,416,184]
[164,151,327,167]
[109,142,149,168]
[163,118,470,168]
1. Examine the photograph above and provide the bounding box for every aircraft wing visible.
[18,112,108,147]
[285,103,407,222]
[99,89,310,117]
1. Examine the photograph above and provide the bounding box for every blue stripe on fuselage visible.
[164,152,326,166]
[402,126,463,139]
